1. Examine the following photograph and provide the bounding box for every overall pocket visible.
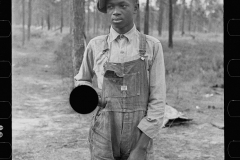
[123,72,140,97]
[104,70,140,98]
[103,70,123,98]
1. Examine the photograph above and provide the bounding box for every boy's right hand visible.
[93,87,103,107]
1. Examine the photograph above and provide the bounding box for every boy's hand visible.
[127,132,150,160]
[93,87,102,106]
[127,147,147,160]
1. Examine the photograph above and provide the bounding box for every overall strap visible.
[103,34,111,63]
[104,34,109,51]
[139,33,147,57]
[100,34,109,108]
[138,33,151,88]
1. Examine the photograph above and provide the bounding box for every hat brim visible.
[97,1,107,13]
[97,0,139,13]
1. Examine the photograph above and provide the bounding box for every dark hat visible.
[97,0,107,13]
[97,0,139,13]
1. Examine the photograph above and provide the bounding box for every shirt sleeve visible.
[74,40,95,87]
[137,41,166,139]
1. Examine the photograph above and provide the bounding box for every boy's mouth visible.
[112,19,123,23]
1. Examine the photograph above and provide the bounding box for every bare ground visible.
[12,27,224,160]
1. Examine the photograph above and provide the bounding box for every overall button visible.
[147,118,157,122]
[147,118,152,121]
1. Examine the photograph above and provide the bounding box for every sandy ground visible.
[12,27,224,160]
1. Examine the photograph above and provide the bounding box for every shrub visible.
[54,34,74,91]
[161,38,223,89]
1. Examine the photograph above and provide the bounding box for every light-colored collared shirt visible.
[74,24,166,139]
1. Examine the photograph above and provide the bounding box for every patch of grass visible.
[161,37,223,93]
[53,34,75,94]
[54,34,73,79]
[13,26,48,49]
[40,39,55,51]
[13,56,40,68]
[31,30,44,38]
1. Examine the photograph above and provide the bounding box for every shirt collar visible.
[109,24,137,43]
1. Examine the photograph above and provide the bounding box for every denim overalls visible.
[88,33,154,160]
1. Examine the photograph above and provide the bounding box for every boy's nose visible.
[113,8,121,16]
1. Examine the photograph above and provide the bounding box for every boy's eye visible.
[107,5,113,9]
[121,5,127,8]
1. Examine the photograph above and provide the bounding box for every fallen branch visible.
[210,122,224,130]
[185,34,196,40]
[54,27,61,31]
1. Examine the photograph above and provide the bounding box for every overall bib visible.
[88,33,154,160]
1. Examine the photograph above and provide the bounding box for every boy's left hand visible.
[127,131,150,160]
[127,147,147,160]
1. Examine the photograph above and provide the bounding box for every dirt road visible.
[12,28,224,160]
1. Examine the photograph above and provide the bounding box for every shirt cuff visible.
[137,116,163,139]
[74,80,93,88]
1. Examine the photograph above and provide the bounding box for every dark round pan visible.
[69,85,99,114]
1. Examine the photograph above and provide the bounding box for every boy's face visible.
[106,0,138,32]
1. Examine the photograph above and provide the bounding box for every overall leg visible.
[88,109,115,160]
[120,111,155,160]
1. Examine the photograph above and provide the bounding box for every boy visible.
[74,0,166,159]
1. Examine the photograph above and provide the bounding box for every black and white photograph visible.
[12,0,224,159]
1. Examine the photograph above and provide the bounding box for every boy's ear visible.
[133,3,139,14]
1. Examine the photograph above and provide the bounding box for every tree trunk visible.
[36,15,39,27]
[193,20,197,33]
[208,17,212,32]
[41,15,44,30]
[164,2,169,31]
[168,0,173,48]
[181,0,186,36]
[72,0,85,88]
[94,3,96,35]
[172,0,178,36]
[22,0,25,46]
[144,0,149,35]
[38,15,41,27]
[47,11,51,30]
[87,0,90,33]
[194,14,198,33]
[27,0,32,41]
[172,3,176,36]
[158,0,164,36]
[69,0,73,34]
[60,0,64,33]
[96,10,99,35]
[151,9,154,35]
[105,16,110,33]
[136,8,141,32]
[188,0,194,33]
